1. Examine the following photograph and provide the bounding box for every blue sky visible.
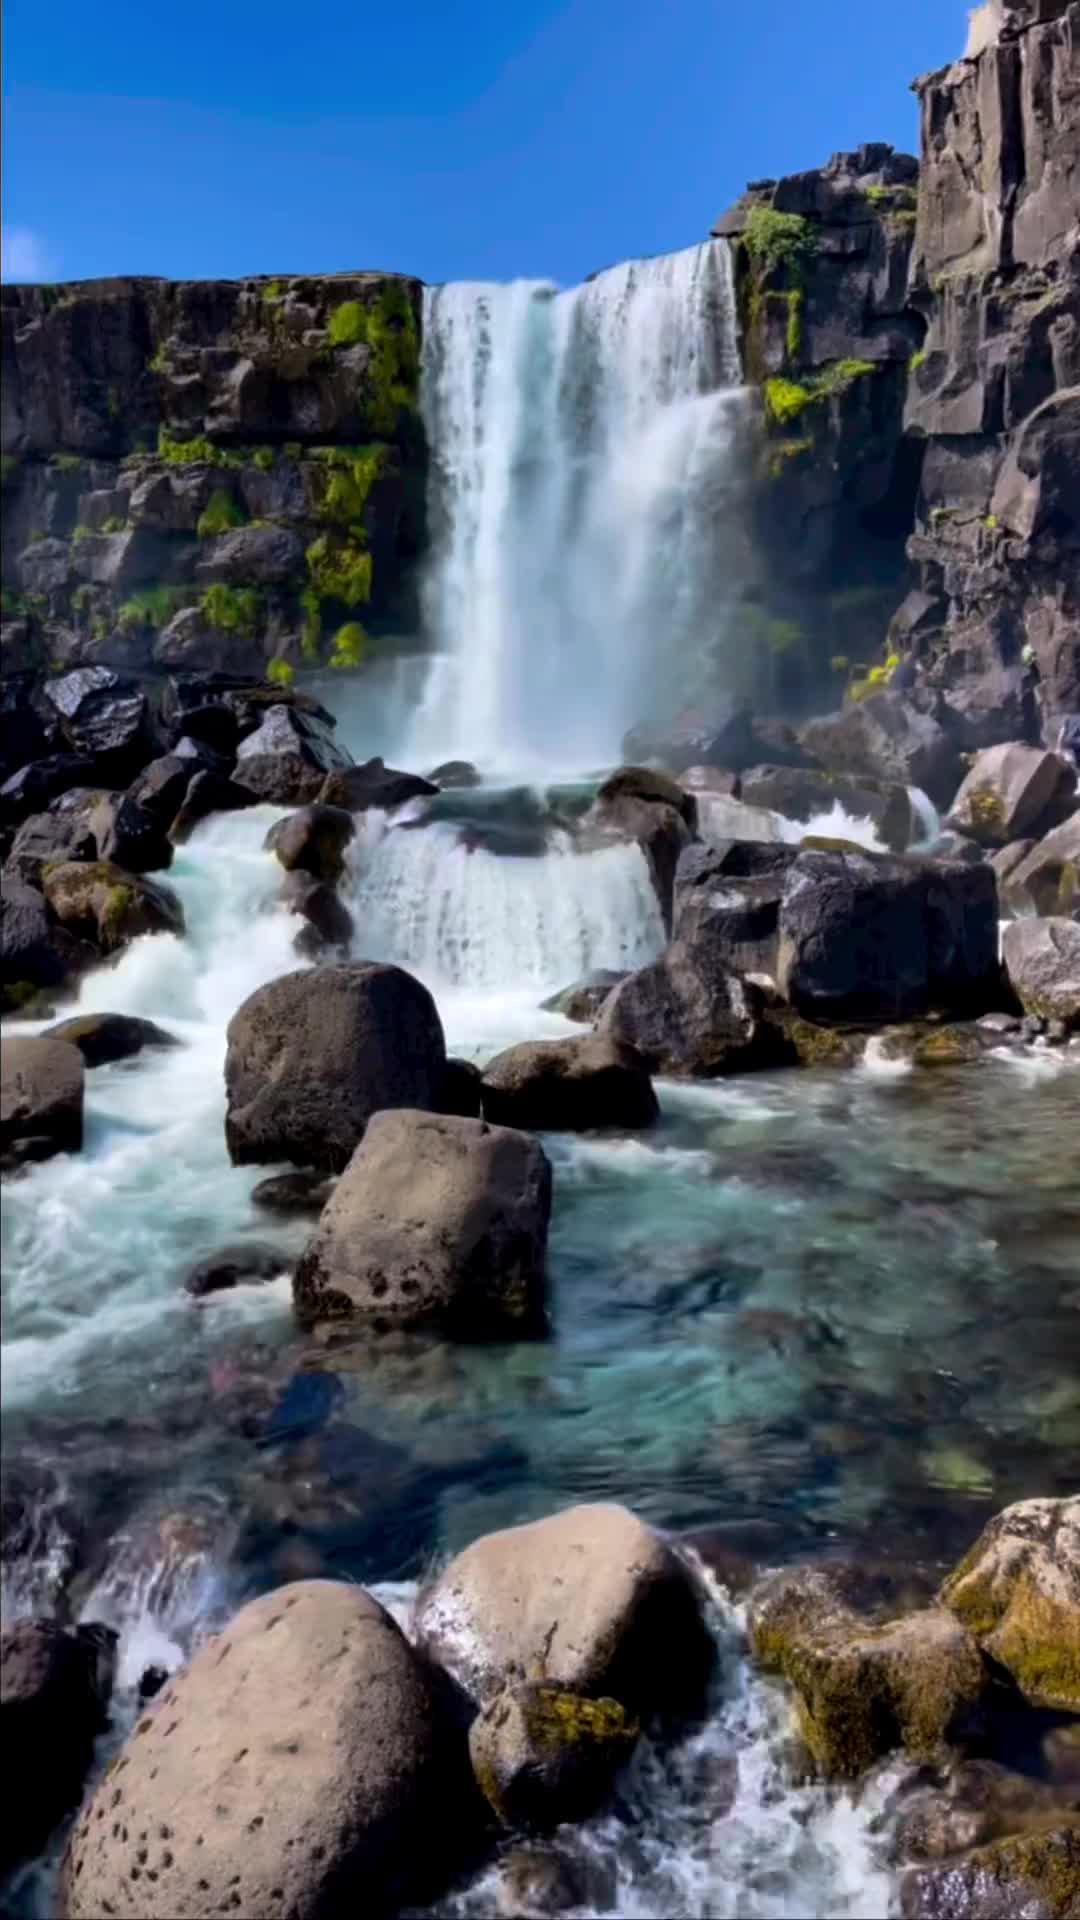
[3,0,966,288]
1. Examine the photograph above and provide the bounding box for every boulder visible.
[317,755,437,814]
[428,759,482,789]
[435,1056,484,1119]
[799,692,961,808]
[265,803,355,884]
[5,807,98,885]
[776,849,1001,1024]
[899,1828,1080,1920]
[740,765,914,851]
[947,743,1077,847]
[480,1034,658,1132]
[468,1684,638,1832]
[415,1502,712,1719]
[748,1565,988,1780]
[939,1497,1080,1712]
[623,701,759,775]
[989,839,1037,895]
[673,840,798,980]
[0,754,104,827]
[168,768,255,844]
[41,666,154,772]
[234,704,352,806]
[893,1758,1076,1865]
[540,970,628,1023]
[294,1109,552,1335]
[1,1034,85,1164]
[0,673,54,783]
[280,871,355,956]
[42,860,185,953]
[578,775,693,933]
[183,1242,287,1298]
[597,943,787,1077]
[125,752,203,827]
[43,1011,178,1066]
[61,1581,462,1920]
[0,875,94,1012]
[1,1619,116,1878]
[1002,815,1080,917]
[224,962,446,1171]
[1001,919,1080,1030]
[88,791,174,873]
[194,523,306,585]
[251,1170,337,1216]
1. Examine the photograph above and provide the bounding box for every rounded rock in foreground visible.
[939,1496,1080,1712]
[43,1011,179,1067]
[62,1580,459,1920]
[1,1033,85,1166]
[469,1684,639,1831]
[415,1502,712,1721]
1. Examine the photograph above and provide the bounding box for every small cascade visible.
[413,241,749,772]
[347,813,665,997]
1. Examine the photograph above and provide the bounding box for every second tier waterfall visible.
[413,239,749,773]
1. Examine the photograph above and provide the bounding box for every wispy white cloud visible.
[1,227,55,282]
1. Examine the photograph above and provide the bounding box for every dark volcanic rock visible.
[234,704,352,806]
[673,840,799,981]
[5,806,98,885]
[597,943,789,1078]
[88,790,173,873]
[480,1034,659,1132]
[168,767,255,843]
[776,848,1002,1023]
[541,970,629,1023]
[43,1011,179,1066]
[0,1618,116,1877]
[41,666,154,771]
[280,870,355,956]
[183,1242,286,1297]
[578,778,693,935]
[265,803,355,883]
[800,693,961,808]
[317,756,437,814]
[0,875,94,1012]
[740,765,915,851]
[0,755,104,827]
[251,1170,337,1216]
[224,962,447,1171]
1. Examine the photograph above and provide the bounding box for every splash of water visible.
[413,242,748,773]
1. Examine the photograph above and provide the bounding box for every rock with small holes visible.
[61,1580,462,1919]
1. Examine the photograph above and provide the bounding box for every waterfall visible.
[412,240,748,774]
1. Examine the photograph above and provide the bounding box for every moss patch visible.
[200,583,261,637]
[196,489,247,538]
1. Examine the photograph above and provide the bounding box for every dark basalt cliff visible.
[1,273,425,678]
[717,0,1079,738]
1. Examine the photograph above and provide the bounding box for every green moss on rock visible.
[940,1498,1080,1712]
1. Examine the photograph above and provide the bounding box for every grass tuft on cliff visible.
[197,490,247,538]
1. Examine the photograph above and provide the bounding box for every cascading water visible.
[412,241,749,772]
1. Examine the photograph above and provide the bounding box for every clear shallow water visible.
[2,790,1079,1918]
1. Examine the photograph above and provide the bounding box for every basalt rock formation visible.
[1,273,425,678]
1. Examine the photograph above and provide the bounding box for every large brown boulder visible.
[42,859,185,953]
[2,1619,116,1878]
[596,941,788,1077]
[414,1502,713,1721]
[264,803,355,884]
[799,691,961,808]
[61,1581,461,1920]
[776,849,1001,1024]
[939,1497,1080,1713]
[1001,917,1080,1030]
[748,1564,989,1780]
[294,1109,552,1334]
[480,1034,658,1131]
[947,742,1077,847]
[578,768,695,933]
[224,963,446,1172]
[1,1033,85,1164]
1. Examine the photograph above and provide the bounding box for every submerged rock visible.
[939,1496,1080,1713]
[1,1618,116,1878]
[469,1684,639,1831]
[183,1242,287,1298]
[415,1502,712,1721]
[224,962,447,1171]
[251,1169,336,1215]
[748,1564,989,1780]
[61,1581,463,1920]
[294,1109,552,1335]
[428,759,482,789]
[480,1034,658,1132]
[1001,919,1080,1031]
[1,1034,85,1166]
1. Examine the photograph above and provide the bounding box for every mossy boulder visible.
[468,1683,639,1831]
[894,1759,1078,1864]
[947,744,1076,849]
[41,859,185,953]
[748,1564,989,1780]
[939,1497,1080,1712]
[899,1826,1080,1919]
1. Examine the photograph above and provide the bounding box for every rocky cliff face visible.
[715,0,1079,741]
[897,0,1079,743]
[714,145,925,712]
[1,273,425,679]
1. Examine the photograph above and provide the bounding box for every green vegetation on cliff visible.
[200,582,261,637]
[197,489,247,537]
[305,533,373,607]
[742,207,816,275]
[328,621,368,669]
[327,285,420,432]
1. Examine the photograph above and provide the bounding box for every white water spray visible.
[413,242,747,772]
